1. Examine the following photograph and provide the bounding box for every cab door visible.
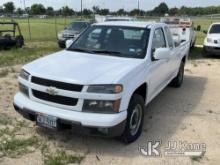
[164,26,179,78]
[148,28,171,99]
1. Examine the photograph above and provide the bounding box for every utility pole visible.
[81,0,83,20]
[23,0,32,40]
[138,0,140,16]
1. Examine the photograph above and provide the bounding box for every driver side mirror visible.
[65,39,74,48]
[153,48,170,60]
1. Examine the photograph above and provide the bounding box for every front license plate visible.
[37,114,57,129]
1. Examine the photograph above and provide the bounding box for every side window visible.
[165,27,174,48]
[152,28,166,51]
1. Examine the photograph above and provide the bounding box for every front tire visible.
[120,94,145,143]
[170,61,185,87]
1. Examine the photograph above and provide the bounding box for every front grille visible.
[31,76,83,92]
[32,90,78,106]
[214,47,220,50]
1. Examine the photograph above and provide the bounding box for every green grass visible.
[0,136,38,158]
[193,17,213,45]
[44,150,84,165]
[0,122,39,158]
[0,41,60,67]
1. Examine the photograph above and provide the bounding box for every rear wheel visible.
[170,61,185,88]
[120,94,145,143]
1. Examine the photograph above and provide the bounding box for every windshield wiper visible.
[69,48,95,54]
[93,50,123,56]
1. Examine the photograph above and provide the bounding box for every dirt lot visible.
[0,55,220,165]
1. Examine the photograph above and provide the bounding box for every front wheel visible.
[120,94,145,143]
[169,61,185,88]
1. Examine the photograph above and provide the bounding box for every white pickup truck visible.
[13,21,190,143]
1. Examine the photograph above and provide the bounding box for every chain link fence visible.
[0,14,218,44]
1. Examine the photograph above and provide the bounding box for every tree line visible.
[0,2,220,16]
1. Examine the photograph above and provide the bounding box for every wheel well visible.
[133,83,147,102]
[182,56,186,64]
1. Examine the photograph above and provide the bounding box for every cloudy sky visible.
[0,0,220,11]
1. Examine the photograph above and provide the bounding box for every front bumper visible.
[13,93,127,137]
[203,45,220,55]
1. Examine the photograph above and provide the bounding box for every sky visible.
[0,0,220,11]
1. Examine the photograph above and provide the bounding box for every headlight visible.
[207,38,213,43]
[58,33,63,39]
[83,99,121,113]
[19,83,29,97]
[87,84,123,94]
[19,69,30,80]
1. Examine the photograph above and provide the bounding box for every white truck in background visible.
[161,17,196,48]
[13,21,190,143]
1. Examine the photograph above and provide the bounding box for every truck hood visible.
[207,33,220,39]
[23,50,143,85]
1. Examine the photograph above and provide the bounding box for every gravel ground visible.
[0,57,220,165]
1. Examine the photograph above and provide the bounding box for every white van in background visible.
[161,17,196,48]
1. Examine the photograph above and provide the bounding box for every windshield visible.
[209,24,220,34]
[68,25,150,59]
[66,22,88,31]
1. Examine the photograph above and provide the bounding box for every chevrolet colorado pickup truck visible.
[13,21,190,143]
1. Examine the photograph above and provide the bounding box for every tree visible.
[0,6,4,14]
[98,9,109,15]
[16,8,24,15]
[25,7,31,14]
[169,7,179,16]
[117,9,126,15]
[83,9,92,16]
[3,2,15,13]
[31,4,46,15]
[92,6,99,14]
[61,6,74,16]
[152,2,169,16]
[46,7,54,16]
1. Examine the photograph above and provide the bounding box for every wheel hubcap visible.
[130,104,142,136]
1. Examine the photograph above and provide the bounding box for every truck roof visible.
[93,21,164,28]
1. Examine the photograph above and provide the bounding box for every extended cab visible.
[14,22,190,143]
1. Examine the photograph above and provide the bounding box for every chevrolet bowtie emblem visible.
[46,87,58,96]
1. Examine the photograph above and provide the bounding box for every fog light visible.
[19,83,29,97]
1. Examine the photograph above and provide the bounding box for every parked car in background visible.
[203,23,220,56]
[57,21,90,48]
[161,17,196,49]
[0,21,24,50]
[14,21,190,143]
